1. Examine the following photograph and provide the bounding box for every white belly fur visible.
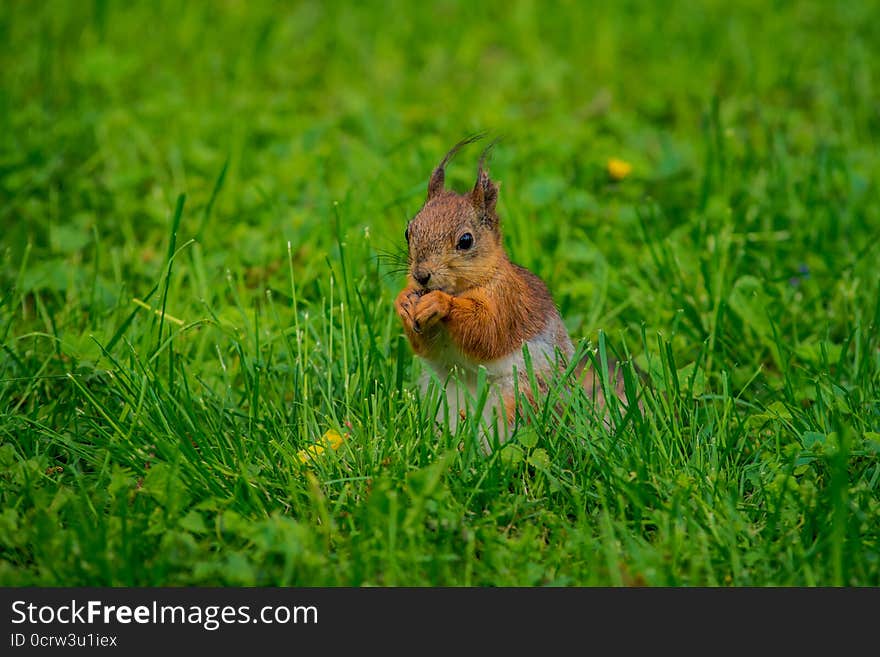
[420,319,570,452]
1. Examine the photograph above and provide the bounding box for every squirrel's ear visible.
[471,166,499,220]
[427,166,445,200]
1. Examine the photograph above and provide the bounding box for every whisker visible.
[373,246,409,262]
[374,256,409,268]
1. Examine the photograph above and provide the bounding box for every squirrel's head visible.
[405,137,505,295]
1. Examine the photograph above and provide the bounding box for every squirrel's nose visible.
[414,270,431,287]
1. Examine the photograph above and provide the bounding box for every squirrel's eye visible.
[404,227,410,243]
[457,233,474,250]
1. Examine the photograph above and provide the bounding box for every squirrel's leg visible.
[436,290,514,362]
[499,389,518,426]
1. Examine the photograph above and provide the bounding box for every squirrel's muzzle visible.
[413,269,431,287]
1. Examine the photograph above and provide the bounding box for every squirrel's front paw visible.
[413,290,451,333]
[395,288,418,325]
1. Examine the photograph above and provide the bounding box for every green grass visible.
[2,0,879,586]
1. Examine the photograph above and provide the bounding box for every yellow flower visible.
[607,158,633,181]
[296,429,345,464]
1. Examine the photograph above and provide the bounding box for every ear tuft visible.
[427,167,445,199]
[426,133,486,201]
[472,167,499,217]
[471,139,499,224]
[472,138,501,221]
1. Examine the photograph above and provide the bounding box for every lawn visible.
[1,0,878,586]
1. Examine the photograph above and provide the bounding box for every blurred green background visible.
[4,0,877,308]
[1,1,879,585]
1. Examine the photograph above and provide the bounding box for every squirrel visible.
[394,136,626,448]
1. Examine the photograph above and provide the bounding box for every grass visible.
[1,0,879,586]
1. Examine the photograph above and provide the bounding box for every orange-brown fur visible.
[395,138,626,441]
[395,256,558,362]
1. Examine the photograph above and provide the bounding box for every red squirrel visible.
[394,137,624,446]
